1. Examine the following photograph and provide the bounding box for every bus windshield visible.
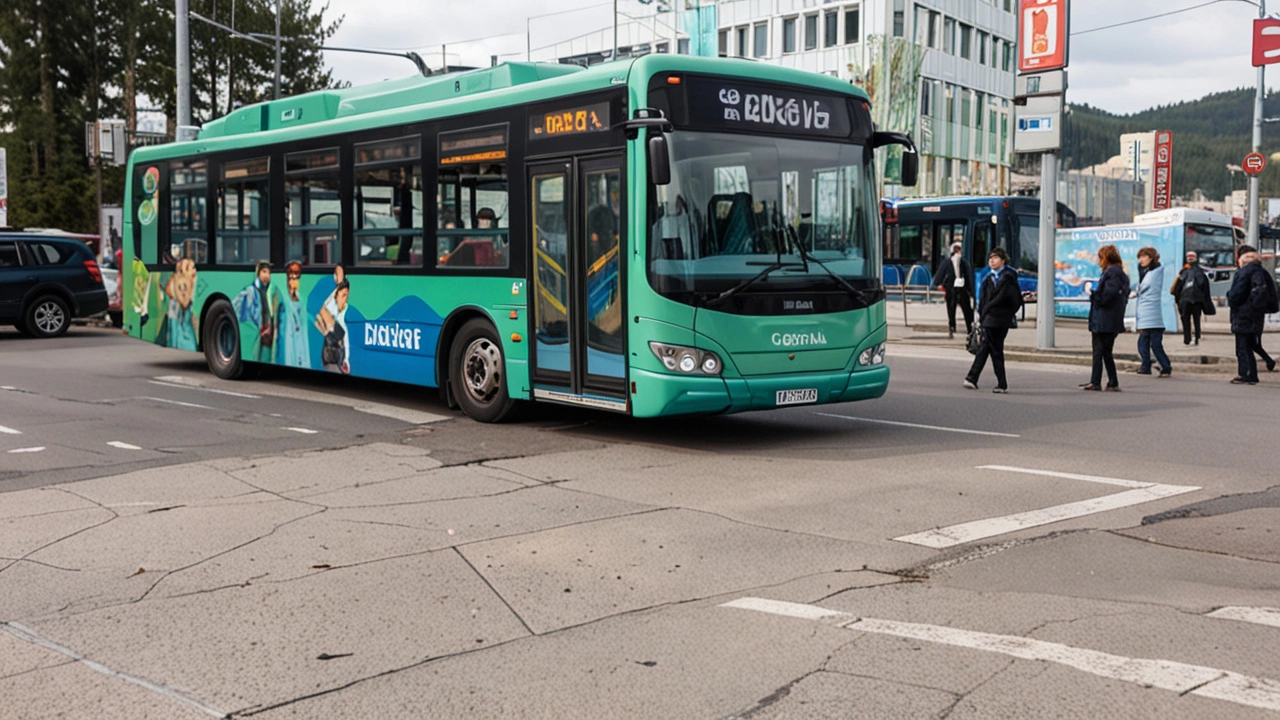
[1184,223,1235,268]
[647,131,877,305]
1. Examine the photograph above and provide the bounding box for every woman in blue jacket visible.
[1133,246,1172,377]
[1082,244,1130,391]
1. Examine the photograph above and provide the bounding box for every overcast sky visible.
[317,0,1277,116]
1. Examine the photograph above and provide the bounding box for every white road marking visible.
[107,441,143,450]
[814,412,1021,438]
[976,465,1152,489]
[0,425,21,435]
[137,396,216,410]
[893,465,1201,548]
[284,427,319,434]
[722,597,1280,712]
[2,622,225,718]
[154,375,448,425]
[149,379,261,398]
[1207,607,1280,629]
[7,447,46,454]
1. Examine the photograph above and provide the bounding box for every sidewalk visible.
[887,299,1280,376]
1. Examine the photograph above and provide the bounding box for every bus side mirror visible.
[648,133,671,186]
[901,150,919,188]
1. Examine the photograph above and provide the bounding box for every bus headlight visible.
[649,341,722,375]
[859,343,886,367]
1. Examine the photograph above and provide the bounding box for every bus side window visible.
[972,221,991,265]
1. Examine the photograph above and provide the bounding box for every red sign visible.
[1018,0,1069,74]
[1254,19,1280,67]
[1152,131,1173,210]
[1244,151,1267,176]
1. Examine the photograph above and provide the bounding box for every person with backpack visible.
[1082,244,1130,391]
[1171,251,1212,346]
[963,248,1023,394]
[1133,246,1172,377]
[1226,245,1278,385]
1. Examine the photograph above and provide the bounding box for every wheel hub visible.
[34,302,65,334]
[463,338,502,404]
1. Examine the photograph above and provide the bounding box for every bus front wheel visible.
[202,299,245,380]
[449,318,516,423]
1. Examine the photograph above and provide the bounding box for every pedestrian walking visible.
[1171,251,1211,346]
[932,241,975,339]
[1082,244,1130,392]
[1227,245,1278,385]
[963,248,1023,394]
[1256,333,1277,373]
[1133,246,1172,377]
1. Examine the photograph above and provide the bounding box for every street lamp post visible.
[1249,0,1267,248]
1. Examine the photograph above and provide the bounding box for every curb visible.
[893,338,1239,374]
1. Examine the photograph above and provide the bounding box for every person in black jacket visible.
[963,248,1023,393]
[1172,251,1211,346]
[1082,244,1130,391]
[931,242,975,339]
[1227,245,1277,385]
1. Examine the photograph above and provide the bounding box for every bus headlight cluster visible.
[858,343,886,367]
[649,341,722,375]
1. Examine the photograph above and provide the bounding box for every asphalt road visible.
[2,327,1279,719]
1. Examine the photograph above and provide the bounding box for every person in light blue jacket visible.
[1134,246,1172,377]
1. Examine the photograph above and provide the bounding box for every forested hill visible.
[1061,89,1280,200]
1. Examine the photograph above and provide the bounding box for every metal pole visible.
[1249,0,1266,248]
[527,18,531,61]
[442,44,447,73]
[273,0,281,99]
[176,0,190,134]
[1037,152,1057,349]
[613,0,619,60]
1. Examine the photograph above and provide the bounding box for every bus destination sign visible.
[685,78,852,139]
[530,101,611,140]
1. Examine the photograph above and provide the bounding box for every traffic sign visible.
[1018,0,1069,75]
[1253,19,1280,67]
[1244,151,1267,176]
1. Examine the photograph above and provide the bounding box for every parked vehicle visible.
[0,229,109,337]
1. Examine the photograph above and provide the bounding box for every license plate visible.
[775,388,818,406]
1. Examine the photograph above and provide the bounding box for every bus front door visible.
[528,155,627,410]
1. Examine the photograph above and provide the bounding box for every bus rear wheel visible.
[202,299,245,380]
[450,318,516,423]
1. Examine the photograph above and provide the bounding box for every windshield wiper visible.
[779,222,868,305]
[703,261,804,306]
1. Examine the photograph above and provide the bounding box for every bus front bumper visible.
[628,366,890,418]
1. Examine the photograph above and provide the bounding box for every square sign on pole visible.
[1014,95,1063,153]
[1018,0,1069,74]
[1253,18,1280,66]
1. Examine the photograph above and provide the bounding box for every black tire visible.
[23,295,70,338]
[449,318,517,423]
[202,299,245,380]
[109,311,123,328]
[14,321,34,337]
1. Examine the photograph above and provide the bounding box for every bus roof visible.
[1133,208,1235,228]
[132,56,871,163]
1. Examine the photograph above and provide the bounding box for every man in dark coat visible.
[1172,251,1211,345]
[1227,245,1277,385]
[963,248,1023,393]
[932,241,975,339]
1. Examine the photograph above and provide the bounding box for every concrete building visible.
[532,0,1019,198]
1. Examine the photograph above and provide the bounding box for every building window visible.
[920,83,931,116]
[929,11,940,48]
[678,38,690,55]
[944,18,955,54]
[978,31,988,64]
[804,14,818,50]
[844,8,859,44]
[893,10,904,37]
[736,26,748,57]
[353,136,423,267]
[783,17,796,53]
[718,29,728,55]
[754,22,768,57]
[961,90,972,128]
[824,10,838,47]
[1002,41,1012,71]
[656,42,669,54]
[960,24,972,60]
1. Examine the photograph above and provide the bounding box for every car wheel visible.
[24,295,70,338]
[449,318,517,422]
[202,299,245,380]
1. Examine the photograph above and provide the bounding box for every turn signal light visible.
[511,333,523,343]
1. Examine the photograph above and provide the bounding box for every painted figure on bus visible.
[316,278,351,374]
[163,257,199,351]
[233,261,281,363]
[278,260,310,368]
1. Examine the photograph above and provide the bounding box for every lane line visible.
[148,379,261,399]
[154,375,448,425]
[0,425,21,435]
[136,396,216,410]
[893,484,1201,548]
[814,412,1021,438]
[976,465,1153,489]
[7,447,46,454]
[107,441,143,450]
[722,598,1280,712]
[2,622,225,718]
[284,427,319,434]
[1207,607,1280,629]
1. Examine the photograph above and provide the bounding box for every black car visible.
[0,230,109,337]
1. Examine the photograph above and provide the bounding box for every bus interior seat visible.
[708,192,756,255]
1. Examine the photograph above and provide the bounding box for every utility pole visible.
[1037,152,1057,349]
[1248,0,1267,248]
[176,0,191,137]
[613,0,619,61]
[273,0,282,99]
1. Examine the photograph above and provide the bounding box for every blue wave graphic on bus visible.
[306,282,445,384]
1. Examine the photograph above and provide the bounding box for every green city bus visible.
[123,54,916,422]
